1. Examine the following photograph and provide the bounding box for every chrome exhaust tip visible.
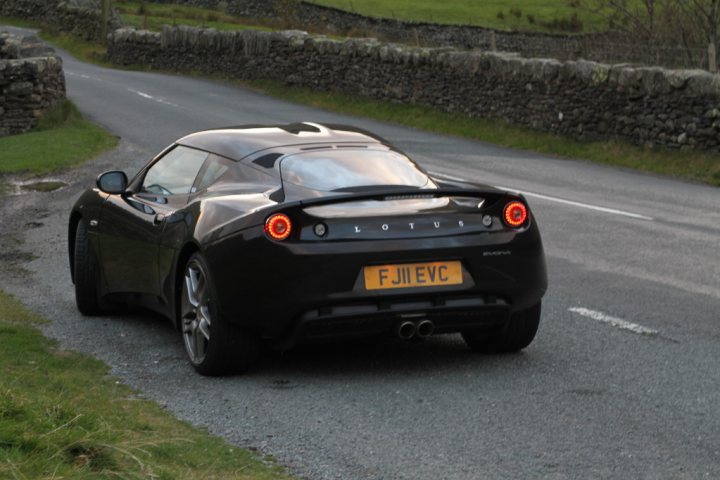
[416,320,435,338]
[397,321,417,340]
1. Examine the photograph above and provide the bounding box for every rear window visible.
[280,149,432,191]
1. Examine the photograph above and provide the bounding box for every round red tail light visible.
[503,201,528,228]
[265,213,292,241]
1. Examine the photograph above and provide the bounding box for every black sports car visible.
[69,123,547,375]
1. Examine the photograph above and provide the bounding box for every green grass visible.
[0,100,117,175]
[308,0,608,32]
[121,13,267,31]
[114,2,346,38]
[42,29,109,63]
[0,290,295,479]
[116,0,611,34]
[248,80,720,186]
[115,1,275,32]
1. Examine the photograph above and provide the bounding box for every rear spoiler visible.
[293,187,515,209]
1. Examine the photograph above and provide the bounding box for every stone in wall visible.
[106,26,720,152]
[0,33,67,137]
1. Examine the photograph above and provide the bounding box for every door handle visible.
[154,214,166,225]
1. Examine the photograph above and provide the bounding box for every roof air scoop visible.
[279,123,326,135]
[302,122,331,135]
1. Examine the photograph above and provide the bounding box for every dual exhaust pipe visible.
[397,319,434,340]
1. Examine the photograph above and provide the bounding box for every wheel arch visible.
[173,241,202,330]
[68,211,82,283]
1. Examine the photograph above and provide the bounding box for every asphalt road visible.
[2,25,720,479]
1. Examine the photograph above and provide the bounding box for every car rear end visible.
[204,187,547,348]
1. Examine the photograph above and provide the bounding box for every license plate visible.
[364,261,463,290]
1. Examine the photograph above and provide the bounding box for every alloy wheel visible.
[181,261,212,365]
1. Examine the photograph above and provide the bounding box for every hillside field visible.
[307,0,609,32]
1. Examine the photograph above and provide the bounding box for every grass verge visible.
[0,99,118,175]
[0,290,294,479]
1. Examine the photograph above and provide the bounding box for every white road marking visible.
[67,71,181,108]
[430,172,654,221]
[127,88,180,107]
[569,307,658,336]
[65,70,101,81]
[496,186,655,221]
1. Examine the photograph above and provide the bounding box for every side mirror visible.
[96,171,128,194]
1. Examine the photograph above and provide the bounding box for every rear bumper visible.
[204,221,547,346]
[274,293,511,349]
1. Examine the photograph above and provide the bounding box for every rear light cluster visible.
[265,202,527,240]
[503,201,528,228]
[265,213,292,241]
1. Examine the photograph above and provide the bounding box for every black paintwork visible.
[69,123,547,347]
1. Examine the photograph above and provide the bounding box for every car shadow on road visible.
[101,310,539,379]
[253,335,538,379]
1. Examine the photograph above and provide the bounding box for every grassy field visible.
[0,290,294,479]
[118,0,608,34]
[115,1,276,32]
[308,0,607,32]
[0,100,117,175]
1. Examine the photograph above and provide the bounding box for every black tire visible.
[180,252,258,376]
[462,302,541,353]
[74,220,103,316]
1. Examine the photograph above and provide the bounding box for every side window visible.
[194,154,233,192]
[141,146,208,195]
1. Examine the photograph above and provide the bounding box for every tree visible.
[677,0,720,51]
[593,0,720,70]
[597,0,667,42]
[101,0,110,41]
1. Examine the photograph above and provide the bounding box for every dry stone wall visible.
[107,26,720,152]
[0,33,66,137]
[147,0,710,69]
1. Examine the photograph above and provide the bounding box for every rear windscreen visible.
[280,149,432,191]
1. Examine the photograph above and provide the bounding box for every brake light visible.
[265,213,292,240]
[503,201,528,228]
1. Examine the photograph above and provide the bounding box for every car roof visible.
[176,122,391,161]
